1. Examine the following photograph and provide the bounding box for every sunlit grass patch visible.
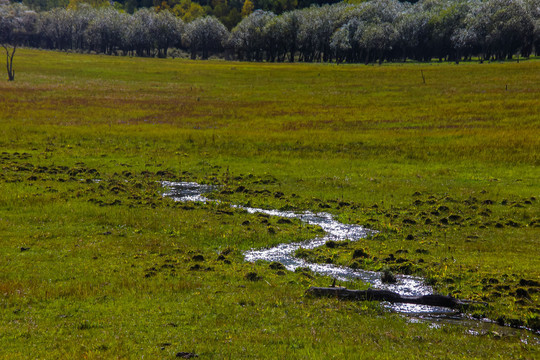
[0,49,539,358]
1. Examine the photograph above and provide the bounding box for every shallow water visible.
[162,181,539,340]
[162,181,450,314]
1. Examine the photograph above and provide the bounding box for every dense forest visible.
[19,0,343,29]
[1,0,539,65]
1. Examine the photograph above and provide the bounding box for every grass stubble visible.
[0,49,539,359]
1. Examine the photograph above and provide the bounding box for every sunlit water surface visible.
[162,181,539,341]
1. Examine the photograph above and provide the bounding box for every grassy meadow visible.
[0,49,539,358]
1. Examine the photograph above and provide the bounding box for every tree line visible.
[1,0,539,75]
[19,0,342,29]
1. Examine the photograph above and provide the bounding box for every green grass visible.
[0,49,539,358]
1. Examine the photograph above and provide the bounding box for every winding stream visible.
[162,181,539,342]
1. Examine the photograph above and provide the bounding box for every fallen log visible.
[306,287,482,310]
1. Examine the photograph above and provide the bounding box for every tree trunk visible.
[306,286,482,310]
[3,44,16,81]
[288,47,295,63]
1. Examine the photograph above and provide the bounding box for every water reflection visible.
[162,181,448,314]
[161,181,540,339]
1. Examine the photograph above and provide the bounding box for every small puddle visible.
[162,181,539,340]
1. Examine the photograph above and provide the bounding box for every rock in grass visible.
[192,255,204,262]
[189,264,201,271]
[326,240,338,248]
[176,352,198,359]
[507,318,525,328]
[245,272,262,281]
[352,248,369,259]
[325,240,348,248]
[519,279,540,287]
[381,268,397,284]
[515,288,530,299]
[269,262,286,270]
[505,220,519,227]
[220,247,234,256]
[527,316,540,332]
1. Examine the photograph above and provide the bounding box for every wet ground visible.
[162,181,540,342]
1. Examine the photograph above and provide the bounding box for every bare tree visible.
[0,3,37,81]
